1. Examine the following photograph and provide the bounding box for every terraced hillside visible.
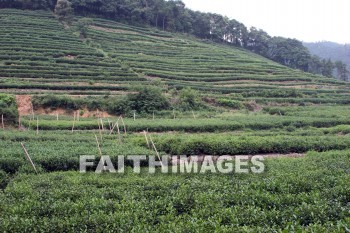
[0,9,141,96]
[1,8,350,232]
[1,9,349,105]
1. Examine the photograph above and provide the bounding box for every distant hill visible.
[304,41,350,70]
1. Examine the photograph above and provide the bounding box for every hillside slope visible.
[0,9,349,106]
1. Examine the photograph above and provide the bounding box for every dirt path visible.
[16,95,32,116]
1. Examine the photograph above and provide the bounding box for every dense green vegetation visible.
[1,0,349,80]
[0,9,349,107]
[0,94,18,124]
[0,6,350,233]
[1,150,350,232]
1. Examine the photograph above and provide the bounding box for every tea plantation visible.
[0,8,350,232]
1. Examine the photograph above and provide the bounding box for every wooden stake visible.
[36,117,39,135]
[143,130,150,148]
[94,134,102,157]
[56,113,59,121]
[97,119,102,140]
[109,117,121,135]
[107,119,112,131]
[77,111,80,121]
[18,116,21,129]
[1,114,4,130]
[192,111,196,119]
[149,135,164,168]
[20,143,38,174]
[173,109,176,119]
[100,118,104,131]
[133,111,136,121]
[116,121,122,144]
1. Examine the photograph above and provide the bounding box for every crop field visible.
[1,105,350,231]
[1,8,350,232]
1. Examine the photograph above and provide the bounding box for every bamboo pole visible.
[20,143,38,174]
[116,121,122,144]
[109,117,121,135]
[149,135,164,168]
[100,118,104,131]
[77,110,80,121]
[192,111,196,119]
[18,116,21,129]
[94,134,102,157]
[56,113,59,121]
[1,114,4,130]
[120,117,126,135]
[133,111,136,121]
[107,119,112,131]
[143,130,150,148]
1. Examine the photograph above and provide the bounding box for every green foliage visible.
[154,134,350,155]
[0,170,9,189]
[76,18,93,38]
[109,86,170,115]
[0,150,350,231]
[32,94,82,110]
[216,98,243,109]
[0,94,18,124]
[54,0,73,24]
[0,9,349,107]
[0,2,340,78]
[176,87,204,111]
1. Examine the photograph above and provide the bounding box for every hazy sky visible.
[182,0,350,44]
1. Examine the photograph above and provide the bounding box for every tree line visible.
[0,0,348,81]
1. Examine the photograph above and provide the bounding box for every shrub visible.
[216,98,243,109]
[0,94,18,124]
[108,86,170,115]
[0,170,9,189]
[32,94,82,110]
[176,87,205,111]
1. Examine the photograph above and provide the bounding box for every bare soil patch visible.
[35,107,112,118]
[16,95,32,116]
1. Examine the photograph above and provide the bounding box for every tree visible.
[321,59,334,78]
[225,19,248,46]
[335,61,349,81]
[77,18,93,38]
[246,27,271,56]
[208,13,228,41]
[55,0,73,24]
